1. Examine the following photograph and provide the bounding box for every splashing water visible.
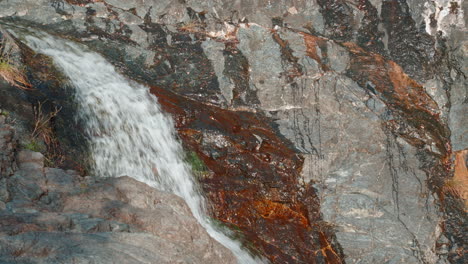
[23,33,262,264]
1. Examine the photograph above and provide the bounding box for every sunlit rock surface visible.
[0,0,466,263]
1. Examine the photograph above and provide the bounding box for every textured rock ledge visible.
[0,116,236,264]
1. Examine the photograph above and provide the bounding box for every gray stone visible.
[0,178,9,202]
[449,101,468,151]
[326,41,350,73]
[423,78,449,116]
[237,24,289,110]
[8,169,47,201]
[0,231,225,264]
[1,173,236,263]
[16,150,44,170]
[448,39,468,151]
[116,9,143,25]
[201,39,233,104]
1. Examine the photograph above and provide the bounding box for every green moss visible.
[185,151,208,177]
[22,140,44,153]
[0,59,14,73]
[0,110,9,116]
[0,57,31,89]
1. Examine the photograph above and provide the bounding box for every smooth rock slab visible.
[0,232,213,264]
[16,150,44,170]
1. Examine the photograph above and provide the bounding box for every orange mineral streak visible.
[387,60,438,112]
[149,85,343,263]
[341,41,438,112]
[254,200,309,226]
[301,33,330,71]
[336,40,448,156]
[318,231,342,263]
[445,150,468,209]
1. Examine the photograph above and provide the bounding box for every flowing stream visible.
[22,33,261,264]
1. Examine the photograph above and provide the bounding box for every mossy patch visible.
[0,109,9,116]
[185,151,209,178]
[22,140,45,153]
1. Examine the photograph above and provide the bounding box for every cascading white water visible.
[23,33,262,264]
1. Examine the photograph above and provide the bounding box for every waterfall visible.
[23,33,262,264]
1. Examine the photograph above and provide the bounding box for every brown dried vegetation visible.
[0,59,32,90]
[32,102,61,147]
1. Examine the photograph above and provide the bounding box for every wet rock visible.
[381,0,440,81]
[317,0,356,41]
[0,26,89,173]
[150,85,344,263]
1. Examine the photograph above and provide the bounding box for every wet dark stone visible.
[223,43,260,107]
[150,85,345,264]
[356,0,386,54]
[381,0,439,81]
[317,0,354,41]
[271,17,283,28]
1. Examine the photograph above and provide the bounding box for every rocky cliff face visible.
[0,0,466,263]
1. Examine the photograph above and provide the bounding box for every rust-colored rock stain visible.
[302,32,449,158]
[342,41,449,157]
[445,150,468,209]
[302,31,468,260]
[302,33,330,71]
[149,85,344,263]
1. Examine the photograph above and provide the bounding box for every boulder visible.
[0,131,236,264]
